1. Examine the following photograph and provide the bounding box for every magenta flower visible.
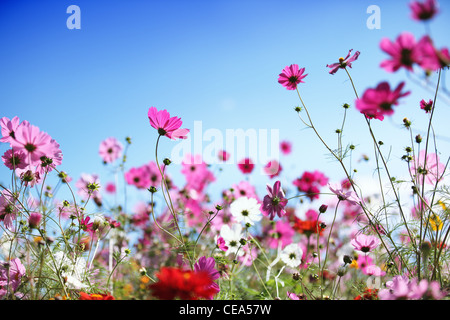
[409,150,445,185]
[326,49,360,75]
[355,82,410,121]
[409,0,439,21]
[125,166,152,190]
[417,35,450,70]
[216,236,228,252]
[28,212,42,229]
[350,233,381,253]
[99,137,123,164]
[262,180,288,220]
[278,64,308,90]
[293,170,328,201]
[267,220,294,249]
[0,189,19,230]
[237,158,254,174]
[420,99,433,113]
[328,182,360,205]
[148,107,189,140]
[280,140,292,155]
[380,32,424,72]
[194,256,220,299]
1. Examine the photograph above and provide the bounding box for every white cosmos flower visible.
[51,251,89,289]
[229,196,262,226]
[280,243,303,268]
[220,223,244,256]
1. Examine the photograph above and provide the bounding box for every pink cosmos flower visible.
[1,149,28,170]
[378,276,445,300]
[105,182,116,194]
[75,173,101,200]
[0,116,27,144]
[293,170,328,201]
[216,236,228,252]
[237,158,254,174]
[0,189,19,230]
[9,122,53,166]
[231,180,259,201]
[194,256,220,299]
[409,150,445,185]
[125,166,152,190]
[351,233,381,253]
[262,180,288,220]
[420,99,433,113]
[417,35,450,70]
[409,0,438,21]
[326,49,360,75]
[181,154,215,193]
[278,64,308,90]
[99,137,123,164]
[263,160,282,179]
[280,140,292,155]
[355,82,410,121]
[28,212,42,229]
[380,32,424,72]
[328,182,359,205]
[148,107,189,140]
[267,220,294,249]
[0,258,26,298]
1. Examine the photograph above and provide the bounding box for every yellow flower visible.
[349,259,358,269]
[429,213,443,231]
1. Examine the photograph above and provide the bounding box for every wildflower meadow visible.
[1,0,450,308]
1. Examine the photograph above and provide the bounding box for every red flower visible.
[149,267,217,300]
[79,292,115,300]
[293,217,324,237]
[354,288,379,300]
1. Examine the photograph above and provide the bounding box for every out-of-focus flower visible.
[354,288,379,300]
[218,150,230,162]
[351,233,381,253]
[1,149,28,170]
[149,267,217,300]
[148,106,189,140]
[267,220,295,249]
[237,158,254,174]
[79,292,115,300]
[355,81,410,121]
[409,0,439,21]
[262,180,288,220]
[326,49,360,75]
[280,140,292,155]
[0,258,26,298]
[194,256,220,299]
[409,150,445,185]
[293,170,328,201]
[28,212,42,229]
[263,160,282,179]
[378,275,446,300]
[99,137,123,164]
[278,64,308,90]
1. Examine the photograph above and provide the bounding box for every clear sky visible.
[1,0,449,212]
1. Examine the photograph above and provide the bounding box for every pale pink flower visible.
[0,116,26,144]
[328,182,359,205]
[218,150,230,162]
[28,212,42,229]
[0,258,26,298]
[409,150,445,185]
[9,122,53,166]
[278,64,307,90]
[148,106,189,140]
[351,233,381,253]
[99,137,123,163]
[263,160,282,178]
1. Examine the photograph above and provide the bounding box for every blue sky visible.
[1,0,449,212]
